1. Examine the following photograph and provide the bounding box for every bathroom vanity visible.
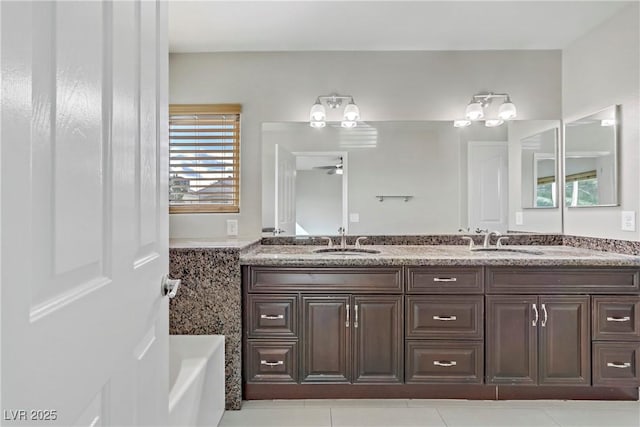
[240,245,640,400]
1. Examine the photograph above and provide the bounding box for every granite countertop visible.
[239,245,640,267]
[170,238,261,250]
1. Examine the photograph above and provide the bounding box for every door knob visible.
[162,275,181,298]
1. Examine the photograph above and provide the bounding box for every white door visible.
[468,142,509,232]
[1,1,169,426]
[274,144,296,235]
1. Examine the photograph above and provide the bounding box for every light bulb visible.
[498,100,517,120]
[485,119,504,127]
[341,120,357,128]
[453,119,471,128]
[310,121,326,128]
[309,100,326,122]
[465,102,484,121]
[343,101,360,121]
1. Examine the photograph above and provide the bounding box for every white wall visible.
[169,50,561,238]
[508,121,563,233]
[562,3,640,240]
[295,169,342,235]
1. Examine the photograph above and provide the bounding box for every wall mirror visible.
[262,121,561,236]
[520,128,558,208]
[564,105,619,207]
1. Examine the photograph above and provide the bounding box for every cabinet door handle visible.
[541,304,548,327]
[606,316,631,322]
[260,314,284,320]
[607,362,631,369]
[346,304,350,328]
[532,303,539,327]
[354,304,359,328]
[433,360,457,367]
[260,360,284,367]
[433,277,457,282]
[433,315,457,321]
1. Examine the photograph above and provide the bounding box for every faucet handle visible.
[496,236,509,248]
[338,227,345,235]
[355,237,368,248]
[461,236,475,250]
[319,236,333,248]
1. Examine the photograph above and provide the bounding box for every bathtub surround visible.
[169,241,258,410]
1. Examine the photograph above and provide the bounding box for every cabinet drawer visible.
[486,267,640,294]
[247,267,403,293]
[406,267,484,294]
[406,296,484,339]
[592,296,640,341]
[247,295,298,338]
[246,341,298,383]
[592,342,640,387]
[405,341,483,384]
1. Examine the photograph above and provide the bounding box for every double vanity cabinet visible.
[242,262,640,400]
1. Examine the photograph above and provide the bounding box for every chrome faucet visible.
[483,230,501,248]
[338,227,347,248]
[355,236,368,248]
[319,236,333,248]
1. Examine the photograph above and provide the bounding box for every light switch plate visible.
[515,211,524,225]
[226,219,238,236]
[621,211,636,231]
[349,213,360,223]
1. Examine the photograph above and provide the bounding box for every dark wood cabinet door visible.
[301,296,351,383]
[538,296,590,386]
[486,295,538,384]
[352,295,403,383]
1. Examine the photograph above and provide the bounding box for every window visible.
[169,104,241,213]
[536,175,556,207]
[565,170,598,207]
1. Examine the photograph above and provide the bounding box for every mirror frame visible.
[521,127,560,210]
[563,104,620,208]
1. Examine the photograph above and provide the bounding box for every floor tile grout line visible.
[542,407,567,427]
[435,407,450,427]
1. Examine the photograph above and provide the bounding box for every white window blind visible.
[169,104,241,213]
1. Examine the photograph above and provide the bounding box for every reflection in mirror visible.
[564,105,619,207]
[263,121,480,236]
[521,128,558,208]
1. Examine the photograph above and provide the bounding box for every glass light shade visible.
[309,101,326,122]
[485,119,504,127]
[453,119,471,128]
[600,119,616,127]
[336,168,343,175]
[343,102,360,121]
[465,102,484,120]
[498,101,517,120]
[310,120,326,128]
[341,120,357,128]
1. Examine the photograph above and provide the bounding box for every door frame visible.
[292,151,349,234]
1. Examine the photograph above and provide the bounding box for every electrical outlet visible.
[621,211,636,231]
[515,211,524,225]
[349,213,360,223]
[226,219,238,236]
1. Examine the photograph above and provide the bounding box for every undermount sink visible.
[471,247,544,255]
[313,248,381,255]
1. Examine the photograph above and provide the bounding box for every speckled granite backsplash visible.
[563,235,640,256]
[261,233,564,247]
[169,248,243,410]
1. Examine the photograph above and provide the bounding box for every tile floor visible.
[219,399,640,427]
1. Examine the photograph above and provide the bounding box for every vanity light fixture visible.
[309,93,360,128]
[456,92,517,127]
[600,119,616,127]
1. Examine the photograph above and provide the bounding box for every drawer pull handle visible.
[260,360,284,367]
[260,314,284,320]
[606,316,631,322]
[433,277,457,282]
[607,362,631,369]
[433,360,457,367]
[433,315,457,321]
